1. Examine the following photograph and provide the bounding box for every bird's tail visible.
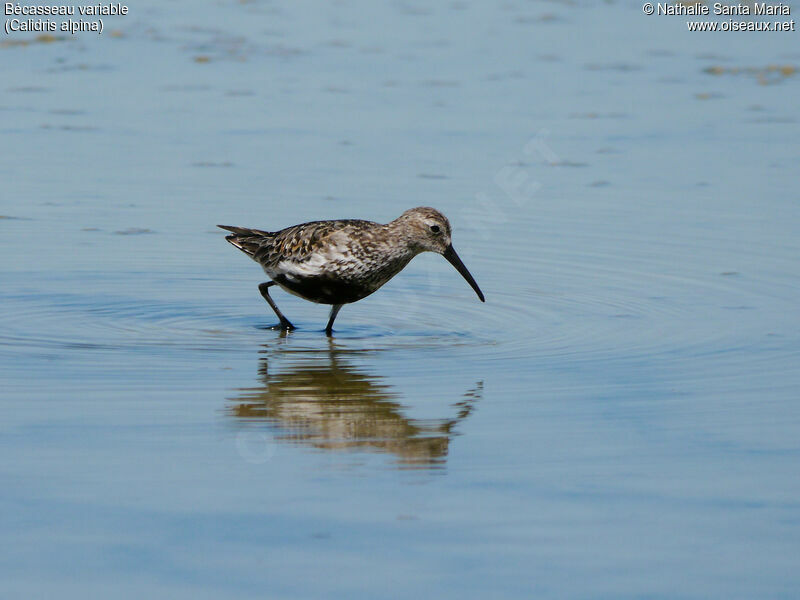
[217,225,273,258]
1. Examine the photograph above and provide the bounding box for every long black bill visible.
[443,245,485,302]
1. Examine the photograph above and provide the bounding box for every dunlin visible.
[219,207,484,334]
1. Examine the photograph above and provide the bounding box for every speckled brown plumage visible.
[219,207,484,334]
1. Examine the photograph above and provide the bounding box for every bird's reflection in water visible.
[228,343,482,468]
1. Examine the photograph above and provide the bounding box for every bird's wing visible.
[219,220,377,273]
[262,220,376,272]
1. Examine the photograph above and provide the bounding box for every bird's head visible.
[397,206,453,254]
[395,207,485,302]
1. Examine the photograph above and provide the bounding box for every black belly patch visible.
[274,274,373,305]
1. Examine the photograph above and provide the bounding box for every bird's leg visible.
[258,281,295,330]
[325,304,343,336]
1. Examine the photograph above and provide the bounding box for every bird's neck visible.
[384,218,424,256]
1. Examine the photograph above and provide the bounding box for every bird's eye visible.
[430,225,441,234]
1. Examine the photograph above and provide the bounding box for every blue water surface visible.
[1,1,799,598]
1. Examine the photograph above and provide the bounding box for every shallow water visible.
[2,1,800,598]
